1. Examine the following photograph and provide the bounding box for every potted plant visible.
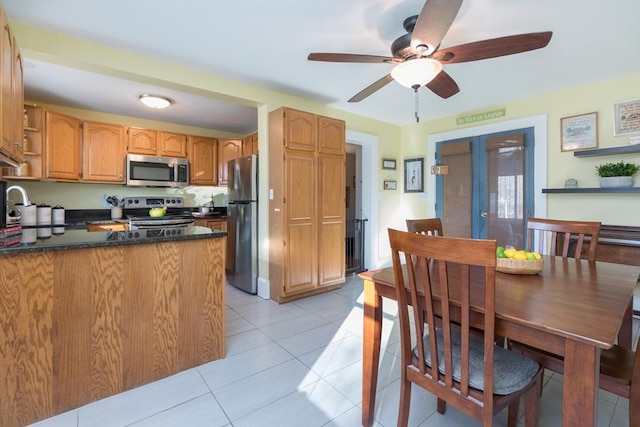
[595,160,640,187]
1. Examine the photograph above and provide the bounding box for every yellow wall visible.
[403,74,640,226]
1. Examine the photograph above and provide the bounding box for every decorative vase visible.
[599,176,633,188]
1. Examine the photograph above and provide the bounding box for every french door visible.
[435,128,535,248]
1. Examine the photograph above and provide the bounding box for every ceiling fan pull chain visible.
[413,85,420,123]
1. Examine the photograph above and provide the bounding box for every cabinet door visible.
[242,132,258,156]
[284,109,316,152]
[46,112,81,180]
[159,131,187,158]
[127,127,157,155]
[82,121,125,182]
[12,39,23,159]
[283,150,317,294]
[188,136,218,185]
[207,219,227,232]
[317,154,345,287]
[318,116,345,155]
[217,138,242,186]
[0,12,19,160]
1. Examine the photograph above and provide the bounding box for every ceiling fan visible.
[308,0,552,103]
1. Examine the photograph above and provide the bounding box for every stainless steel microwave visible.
[126,153,189,187]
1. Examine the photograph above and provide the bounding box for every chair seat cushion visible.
[415,329,540,395]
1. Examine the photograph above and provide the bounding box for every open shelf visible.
[573,145,640,157]
[542,187,640,194]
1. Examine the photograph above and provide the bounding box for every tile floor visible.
[31,275,638,427]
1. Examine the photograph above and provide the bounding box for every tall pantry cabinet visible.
[269,107,346,303]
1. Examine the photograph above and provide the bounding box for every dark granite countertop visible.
[0,226,226,255]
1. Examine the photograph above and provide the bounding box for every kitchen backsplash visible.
[6,180,228,210]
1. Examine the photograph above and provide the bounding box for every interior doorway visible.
[344,129,379,272]
[345,146,366,275]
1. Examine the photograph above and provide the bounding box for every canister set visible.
[16,204,65,244]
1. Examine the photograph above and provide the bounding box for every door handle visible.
[480,211,488,218]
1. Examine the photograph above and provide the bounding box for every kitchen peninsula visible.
[0,226,227,427]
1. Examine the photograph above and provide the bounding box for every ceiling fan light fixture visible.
[390,58,443,88]
[139,94,172,109]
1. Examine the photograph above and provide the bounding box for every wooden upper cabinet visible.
[188,135,218,186]
[283,108,316,152]
[0,7,23,163]
[45,111,81,181]
[242,132,258,156]
[318,116,345,155]
[127,127,157,155]
[82,121,125,183]
[218,138,242,186]
[126,127,187,158]
[159,131,187,158]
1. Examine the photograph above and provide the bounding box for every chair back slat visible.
[406,218,444,236]
[526,218,601,261]
[388,229,497,406]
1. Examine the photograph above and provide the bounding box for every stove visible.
[123,196,195,229]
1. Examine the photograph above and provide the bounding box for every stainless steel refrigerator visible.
[227,154,258,294]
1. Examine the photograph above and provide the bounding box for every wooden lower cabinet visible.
[195,217,227,231]
[0,237,226,427]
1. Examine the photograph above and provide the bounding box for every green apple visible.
[149,207,167,217]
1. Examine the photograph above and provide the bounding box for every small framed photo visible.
[561,112,598,152]
[614,98,640,136]
[383,180,397,190]
[382,158,397,170]
[404,157,424,193]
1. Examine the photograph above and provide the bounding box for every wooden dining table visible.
[359,255,639,427]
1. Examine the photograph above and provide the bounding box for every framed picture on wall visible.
[383,180,397,190]
[382,158,397,170]
[614,98,640,136]
[404,157,424,193]
[561,112,598,151]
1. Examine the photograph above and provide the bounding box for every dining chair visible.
[510,334,639,426]
[388,229,542,427]
[406,218,444,236]
[526,217,601,260]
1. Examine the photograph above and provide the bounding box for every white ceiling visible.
[4,0,640,135]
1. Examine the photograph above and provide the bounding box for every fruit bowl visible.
[496,258,544,275]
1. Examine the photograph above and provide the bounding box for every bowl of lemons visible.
[496,246,543,275]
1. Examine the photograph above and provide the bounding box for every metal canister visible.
[36,203,52,225]
[52,205,65,225]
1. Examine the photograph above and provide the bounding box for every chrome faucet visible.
[6,185,31,207]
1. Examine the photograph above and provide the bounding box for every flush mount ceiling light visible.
[390,58,443,89]
[139,94,172,109]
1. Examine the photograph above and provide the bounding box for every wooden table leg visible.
[618,300,633,350]
[562,340,600,427]
[362,279,382,427]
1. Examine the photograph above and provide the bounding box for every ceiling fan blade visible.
[411,0,463,54]
[349,74,394,103]
[426,70,460,99]
[308,53,395,63]
[433,31,553,64]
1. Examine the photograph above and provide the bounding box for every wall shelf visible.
[573,145,640,157]
[542,187,640,194]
